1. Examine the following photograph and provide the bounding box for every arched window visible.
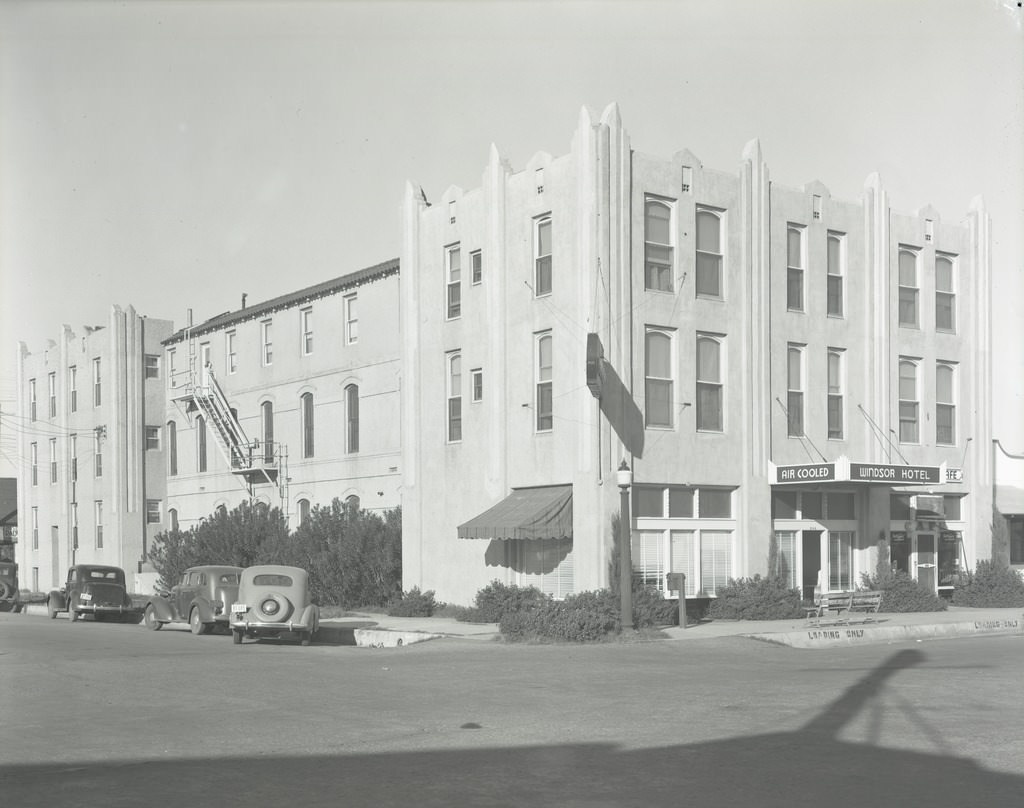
[898,359,919,443]
[696,334,723,432]
[168,508,178,533]
[301,393,314,458]
[936,363,956,445]
[261,401,274,463]
[644,199,673,292]
[534,216,552,296]
[695,209,723,298]
[535,334,552,431]
[196,416,207,473]
[898,249,919,328]
[297,498,310,526]
[167,420,177,476]
[345,384,359,452]
[345,494,360,515]
[644,329,674,427]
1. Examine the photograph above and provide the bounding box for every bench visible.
[805,590,883,625]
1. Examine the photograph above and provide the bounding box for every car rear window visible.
[218,574,240,584]
[88,571,121,581]
[252,574,292,587]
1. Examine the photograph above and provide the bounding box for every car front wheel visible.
[143,604,162,631]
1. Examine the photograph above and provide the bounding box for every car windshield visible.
[252,574,293,587]
[218,574,240,584]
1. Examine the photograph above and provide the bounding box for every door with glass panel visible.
[915,533,936,592]
[827,530,854,593]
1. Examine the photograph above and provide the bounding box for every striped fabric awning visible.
[457,485,573,541]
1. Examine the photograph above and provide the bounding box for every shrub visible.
[706,575,808,620]
[386,586,436,617]
[952,560,1024,607]
[632,585,680,627]
[859,570,947,612]
[471,580,550,623]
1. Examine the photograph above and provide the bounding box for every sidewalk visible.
[331,605,1024,649]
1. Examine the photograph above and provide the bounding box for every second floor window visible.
[827,232,845,317]
[935,254,956,332]
[49,438,57,483]
[787,344,805,437]
[471,369,483,402]
[695,208,723,298]
[29,378,36,420]
[94,431,103,477]
[446,244,462,319]
[534,217,552,296]
[787,225,805,312]
[696,334,723,432]
[301,392,315,458]
[145,426,160,451]
[69,366,77,412]
[827,349,844,439]
[197,415,207,472]
[345,384,359,453]
[144,354,159,379]
[261,401,274,463]
[644,199,674,292]
[261,320,273,366]
[898,248,919,328]
[167,420,178,476]
[645,329,674,428]
[447,353,462,442]
[471,250,482,284]
[48,373,56,418]
[95,500,104,548]
[146,500,162,524]
[93,358,102,407]
[536,333,553,431]
[30,442,38,485]
[301,308,313,355]
[898,359,919,443]
[936,363,956,445]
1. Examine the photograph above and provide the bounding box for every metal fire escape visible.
[170,330,289,516]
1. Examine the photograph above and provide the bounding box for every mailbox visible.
[666,573,685,591]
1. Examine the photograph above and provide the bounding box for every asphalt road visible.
[2,612,1022,807]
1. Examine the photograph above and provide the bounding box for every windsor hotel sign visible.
[774,459,952,485]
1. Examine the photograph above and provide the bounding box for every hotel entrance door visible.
[916,533,936,592]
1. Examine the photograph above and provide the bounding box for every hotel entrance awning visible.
[457,485,573,541]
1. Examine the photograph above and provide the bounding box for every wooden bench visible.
[805,590,883,625]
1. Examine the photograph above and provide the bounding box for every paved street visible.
[2,612,1022,807]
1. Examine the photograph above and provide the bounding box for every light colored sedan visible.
[229,565,319,646]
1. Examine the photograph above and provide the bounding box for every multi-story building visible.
[401,104,993,606]
[162,259,402,530]
[16,306,173,592]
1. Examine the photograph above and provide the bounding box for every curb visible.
[746,615,1024,649]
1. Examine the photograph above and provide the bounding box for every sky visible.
[1,0,1022,454]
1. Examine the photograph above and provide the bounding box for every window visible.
[936,363,956,445]
[145,426,160,451]
[447,354,462,442]
[29,378,36,421]
[345,494,361,514]
[301,307,313,355]
[69,366,77,412]
[30,443,38,486]
[644,198,674,292]
[681,165,692,193]
[634,531,665,590]
[94,431,102,477]
[345,384,359,453]
[301,392,314,458]
[49,438,57,483]
[509,537,574,599]
[898,248,919,328]
[827,349,844,439]
[774,531,799,589]
[48,372,56,418]
[345,294,358,344]
[471,250,482,285]
[935,254,956,332]
[261,320,273,366]
[535,333,553,431]
[146,500,161,524]
[93,358,102,406]
[890,494,912,521]
[71,503,78,550]
[446,244,461,318]
[633,485,731,519]
[898,359,919,443]
[695,208,723,298]
[297,499,310,526]
[700,531,732,596]
[94,500,103,548]
[534,216,552,296]
[1010,518,1024,566]
[827,232,845,316]
[787,225,805,311]
[828,492,856,520]
[471,369,483,402]
[696,334,723,431]
[197,415,207,472]
[32,507,38,549]
[70,435,77,481]
[828,530,853,591]
[168,349,177,389]
[168,508,178,532]
[787,344,804,437]
[144,354,159,379]
[167,421,177,475]
[644,328,674,428]
[261,402,274,463]
[226,331,237,374]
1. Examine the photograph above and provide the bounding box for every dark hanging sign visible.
[890,531,908,544]
[586,333,604,399]
[849,463,941,484]
[775,463,836,484]
[940,531,961,544]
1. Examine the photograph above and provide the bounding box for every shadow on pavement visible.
[5,648,1018,806]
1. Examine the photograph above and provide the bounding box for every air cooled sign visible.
[775,463,836,483]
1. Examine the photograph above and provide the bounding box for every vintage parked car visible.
[0,561,22,612]
[143,565,243,635]
[229,565,319,646]
[47,564,140,622]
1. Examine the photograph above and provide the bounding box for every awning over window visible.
[458,485,573,541]
[996,485,1024,516]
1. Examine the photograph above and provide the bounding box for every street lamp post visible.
[617,460,633,632]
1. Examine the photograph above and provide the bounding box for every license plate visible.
[80,593,92,602]
[231,603,247,613]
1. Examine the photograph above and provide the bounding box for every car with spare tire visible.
[229,565,319,646]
